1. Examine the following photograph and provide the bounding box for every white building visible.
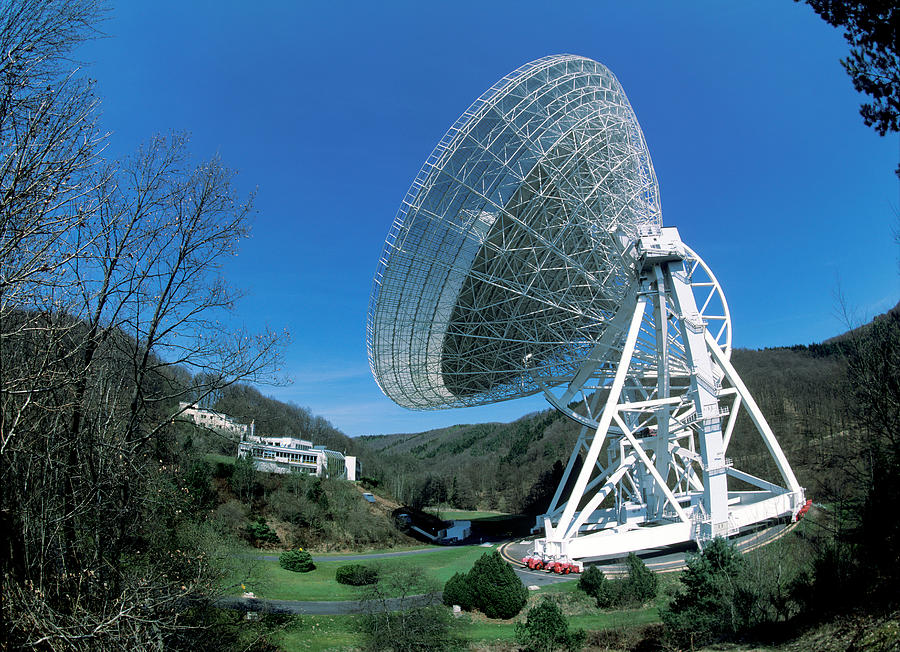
[237,433,358,481]
[178,402,248,436]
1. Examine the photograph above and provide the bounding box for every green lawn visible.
[228,542,675,650]
[229,544,498,601]
[204,453,236,466]
[268,598,661,651]
[455,607,659,643]
[425,508,509,520]
[276,616,362,651]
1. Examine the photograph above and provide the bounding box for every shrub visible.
[335,564,378,586]
[467,551,528,619]
[246,518,280,545]
[661,537,744,647]
[577,565,614,608]
[215,499,249,534]
[516,598,586,652]
[442,571,474,611]
[213,460,234,479]
[620,552,658,606]
[279,549,315,573]
[185,460,216,507]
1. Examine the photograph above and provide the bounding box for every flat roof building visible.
[237,434,358,481]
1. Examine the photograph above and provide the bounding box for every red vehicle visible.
[794,499,813,521]
[522,555,581,574]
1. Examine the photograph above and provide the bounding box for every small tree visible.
[247,518,280,545]
[442,571,474,611]
[661,537,745,647]
[620,552,658,606]
[467,551,528,619]
[577,565,614,608]
[279,549,315,573]
[516,598,586,652]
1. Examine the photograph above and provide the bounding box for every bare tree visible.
[1,2,286,649]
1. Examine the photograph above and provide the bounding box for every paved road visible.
[250,547,457,563]
[501,519,800,583]
[216,593,440,615]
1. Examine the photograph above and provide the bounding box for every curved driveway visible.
[501,519,800,583]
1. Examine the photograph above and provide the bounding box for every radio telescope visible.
[367,54,806,560]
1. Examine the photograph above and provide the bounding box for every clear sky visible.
[80,1,898,437]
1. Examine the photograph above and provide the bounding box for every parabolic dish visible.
[367,54,662,410]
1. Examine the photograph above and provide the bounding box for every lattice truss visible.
[367,55,662,409]
[533,229,803,551]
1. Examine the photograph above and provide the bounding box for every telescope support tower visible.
[530,227,805,561]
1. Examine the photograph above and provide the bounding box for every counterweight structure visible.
[367,55,806,560]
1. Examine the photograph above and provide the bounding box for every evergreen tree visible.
[799,1,898,138]
[279,549,315,573]
[620,552,658,605]
[661,538,745,647]
[577,565,614,608]
[515,598,586,652]
[442,571,474,611]
[467,551,528,619]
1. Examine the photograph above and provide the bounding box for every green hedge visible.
[335,564,378,586]
[279,549,315,573]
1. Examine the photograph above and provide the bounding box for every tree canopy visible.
[799,1,899,171]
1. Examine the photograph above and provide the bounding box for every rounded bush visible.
[335,564,378,586]
[279,548,315,573]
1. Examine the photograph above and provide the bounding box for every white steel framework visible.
[368,55,806,559]
[529,226,805,560]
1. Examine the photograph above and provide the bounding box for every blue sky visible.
[81,1,898,436]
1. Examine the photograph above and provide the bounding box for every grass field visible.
[204,453,236,466]
[276,616,361,651]
[262,583,664,651]
[229,544,498,601]
[425,508,510,520]
[225,543,675,651]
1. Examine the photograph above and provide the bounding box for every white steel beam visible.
[553,295,648,540]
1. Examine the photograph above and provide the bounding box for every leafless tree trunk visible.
[1,2,286,649]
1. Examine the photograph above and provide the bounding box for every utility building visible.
[237,433,358,481]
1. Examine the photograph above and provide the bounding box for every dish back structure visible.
[368,55,660,409]
[368,55,806,560]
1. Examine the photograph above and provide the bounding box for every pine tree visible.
[516,598,586,652]
[621,552,658,605]
[442,571,474,611]
[467,551,528,619]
